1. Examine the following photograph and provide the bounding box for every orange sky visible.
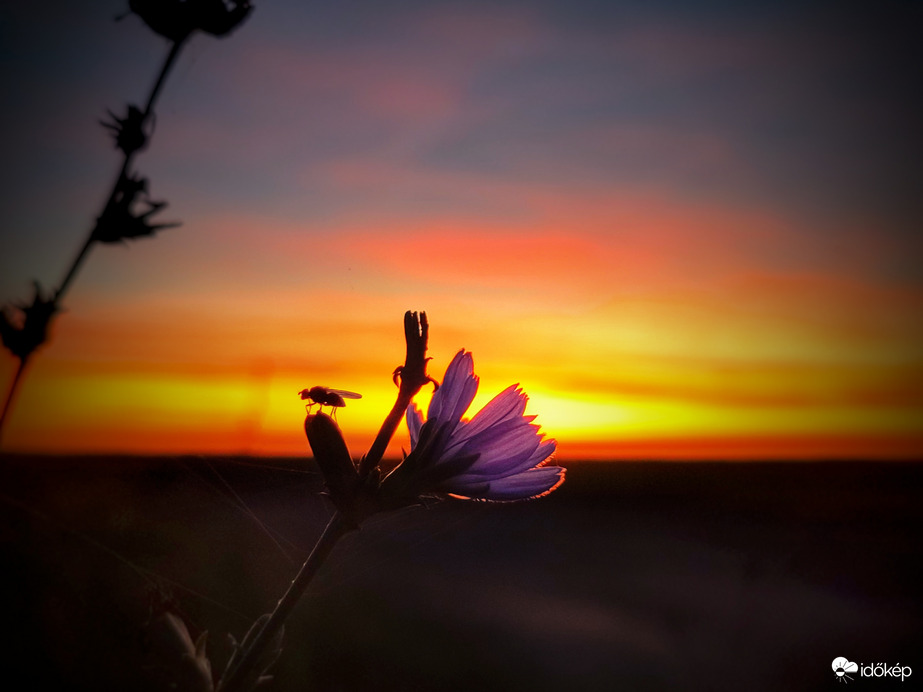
[1,1,921,459]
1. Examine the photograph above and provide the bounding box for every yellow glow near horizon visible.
[5,342,920,460]
[2,211,921,460]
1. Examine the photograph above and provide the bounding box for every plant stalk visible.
[360,311,433,479]
[1,39,187,441]
[361,390,413,479]
[55,38,185,303]
[0,357,29,445]
[217,510,352,692]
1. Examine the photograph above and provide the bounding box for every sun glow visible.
[2,3,921,461]
[3,287,922,461]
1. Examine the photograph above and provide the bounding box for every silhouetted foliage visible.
[1,5,252,436]
[127,0,253,42]
[92,173,180,244]
[0,282,57,362]
[100,104,151,155]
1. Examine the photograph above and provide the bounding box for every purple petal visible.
[465,384,528,436]
[451,466,565,501]
[428,350,478,426]
[454,433,555,484]
[443,413,534,458]
[525,437,557,466]
[420,450,481,486]
[406,404,424,448]
[460,422,542,470]
[455,414,553,474]
[395,349,564,504]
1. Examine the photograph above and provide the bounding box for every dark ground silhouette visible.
[2,456,921,691]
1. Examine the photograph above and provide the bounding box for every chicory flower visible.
[379,350,564,505]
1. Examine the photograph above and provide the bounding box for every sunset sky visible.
[1,0,921,459]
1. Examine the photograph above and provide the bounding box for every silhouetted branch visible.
[54,37,185,304]
[0,359,29,444]
[1,5,252,441]
[0,282,59,442]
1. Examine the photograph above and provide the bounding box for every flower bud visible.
[304,413,359,519]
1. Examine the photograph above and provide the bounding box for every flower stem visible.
[54,38,185,304]
[360,311,433,479]
[143,39,185,117]
[53,236,94,305]
[2,38,187,445]
[0,357,28,445]
[217,511,352,692]
[362,390,413,478]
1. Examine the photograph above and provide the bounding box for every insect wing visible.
[328,388,362,400]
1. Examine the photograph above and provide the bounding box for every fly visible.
[298,386,362,416]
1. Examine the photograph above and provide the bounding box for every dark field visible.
[2,455,921,691]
